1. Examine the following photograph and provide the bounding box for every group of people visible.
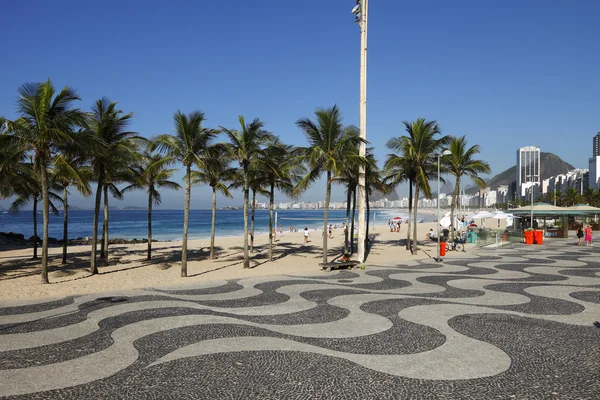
[576,224,593,246]
[388,218,403,232]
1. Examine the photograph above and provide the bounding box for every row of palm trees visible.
[0,79,491,283]
[495,186,600,209]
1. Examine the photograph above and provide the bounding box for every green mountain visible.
[466,152,575,194]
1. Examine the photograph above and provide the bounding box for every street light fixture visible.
[353,0,368,263]
[436,149,452,262]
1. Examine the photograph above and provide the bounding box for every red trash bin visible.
[524,230,534,245]
[440,242,446,256]
[534,230,544,245]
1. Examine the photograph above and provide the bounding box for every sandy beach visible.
[0,220,486,301]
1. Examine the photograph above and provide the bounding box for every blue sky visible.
[1,0,598,209]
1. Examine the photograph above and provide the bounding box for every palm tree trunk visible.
[243,168,250,268]
[32,198,38,260]
[62,185,68,264]
[40,160,50,284]
[344,188,351,254]
[323,170,332,264]
[210,187,217,260]
[90,168,104,274]
[250,188,256,253]
[406,179,413,251]
[147,191,152,261]
[450,176,460,243]
[365,190,371,256]
[101,184,109,264]
[268,183,275,262]
[182,164,191,276]
[350,188,357,254]
[412,184,420,255]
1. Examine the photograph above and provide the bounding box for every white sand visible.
[0,221,483,301]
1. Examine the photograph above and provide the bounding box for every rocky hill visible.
[370,189,400,201]
[466,152,574,194]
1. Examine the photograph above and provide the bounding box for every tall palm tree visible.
[154,111,218,276]
[123,148,180,260]
[5,80,86,283]
[190,145,236,260]
[87,98,140,274]
[364,149,389,255]
[248,167,270,253]
[443,136,490,241]
[221,116,273,268]
[384,147,416,250]
[331,128,360,255]
[294,105,365,264]
[262,140,301,261]
[388,119,449,255]
[53,151,93,264]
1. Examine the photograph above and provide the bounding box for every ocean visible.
[0,208,428,242]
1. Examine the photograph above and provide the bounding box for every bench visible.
[319,261,360,272]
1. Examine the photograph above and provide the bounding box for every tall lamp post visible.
[352,0,368,263]
[526,175,536,228]
[436,150,452,262]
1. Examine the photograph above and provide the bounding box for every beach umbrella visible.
[392,216,402,221]
[469,211,495,219]
[439,214,461,228]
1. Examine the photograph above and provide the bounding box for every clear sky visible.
[1,0,598,209]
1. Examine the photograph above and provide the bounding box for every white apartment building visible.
[516,146,541,198]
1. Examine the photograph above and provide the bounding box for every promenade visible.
[1,241,599,399]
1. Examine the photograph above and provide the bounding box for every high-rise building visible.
[589,132,600,189]
[593,132,600,157]
[516,146,541,198]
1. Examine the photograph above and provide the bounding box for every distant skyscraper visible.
[593,132,600,156]
[516,146,541,197]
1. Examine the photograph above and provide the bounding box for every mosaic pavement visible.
[1,241,599,399]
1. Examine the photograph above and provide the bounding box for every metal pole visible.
[357,0,368,263]
[436,154,441,262]
[531,180,534,229]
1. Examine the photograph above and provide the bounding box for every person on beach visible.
[577,225,584,246]
[328,224,333,239]
[584,224,592,246]
[303,227,310,243]
[272,228,277,241]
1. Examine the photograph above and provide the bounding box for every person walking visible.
[303,227,310,243]
[577,225,584,246]
[584,224,593,246]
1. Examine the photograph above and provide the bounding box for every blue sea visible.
[0,208,428,241]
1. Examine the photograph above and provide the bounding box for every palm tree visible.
[331,128,360,255]
[123,148,180,260]
[0,120,28,199]
[53,150,93,264]
[583,188,596,206]
[5,80,86,283]
[564,188,582,207]
[388,119,449,255]
[384,147,416,250]
[262,140,301,261]
[364,149,388,255]
[100,165,138,262]
[10,160,62,258]
[154,111,218,276]
[87,98,140,274]
[294,105,365,264]
[443,136,491,241]
[221,116,273,268]
[190,145,236,260]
